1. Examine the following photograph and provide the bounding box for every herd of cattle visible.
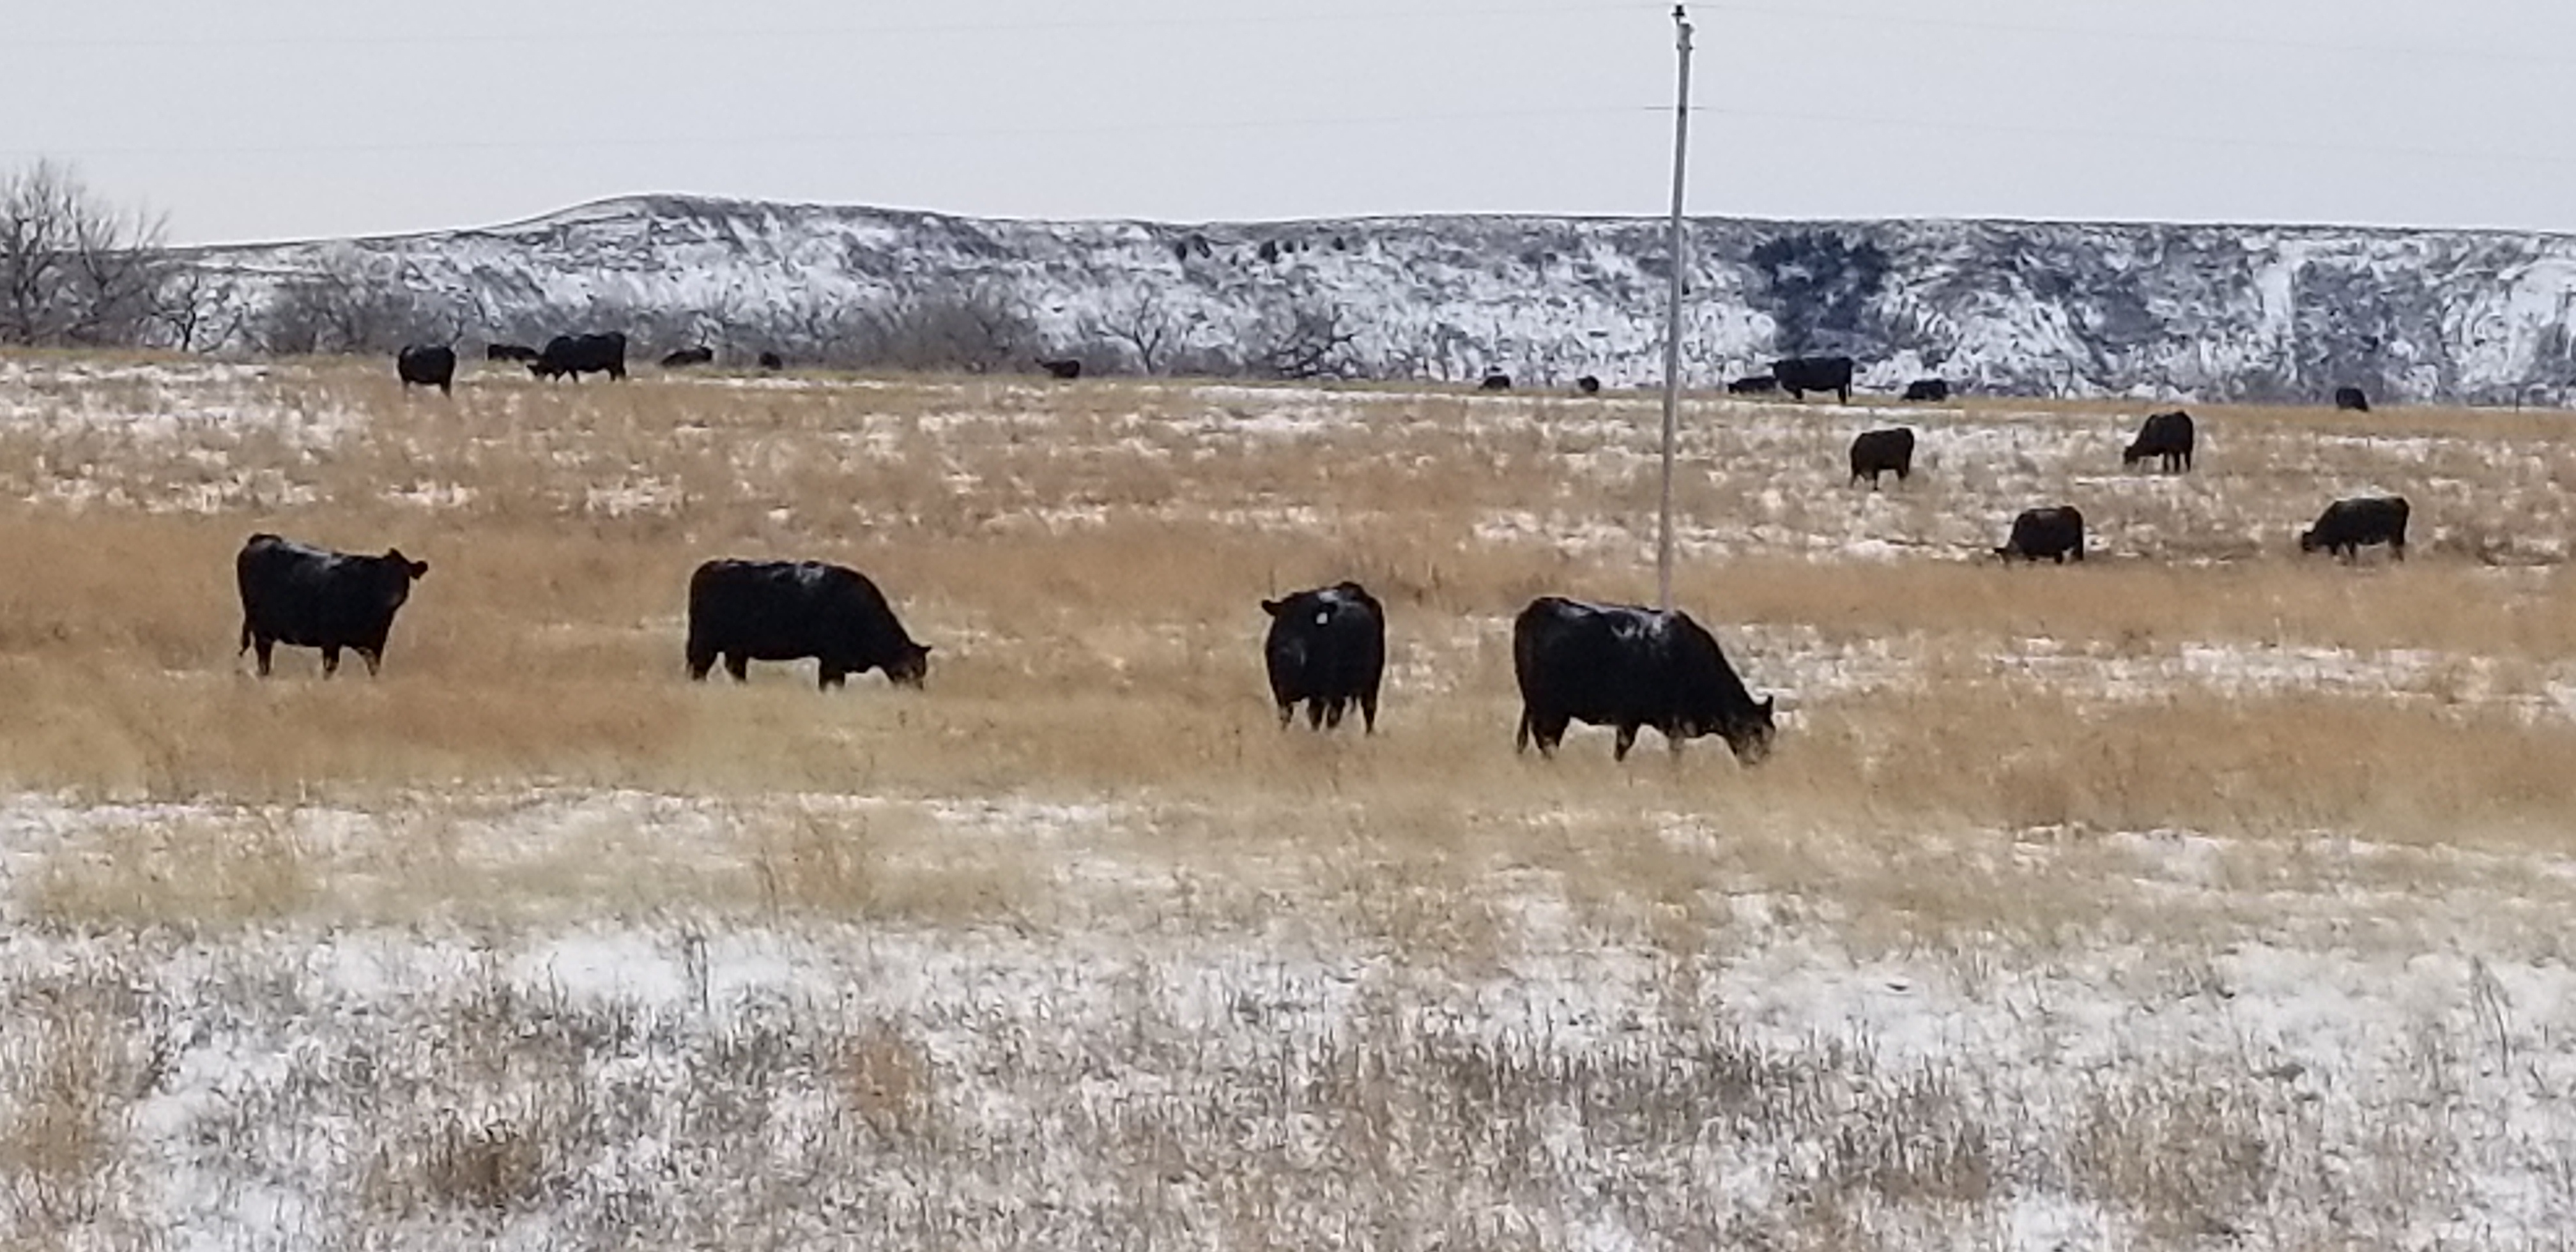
[291,346,2415,763]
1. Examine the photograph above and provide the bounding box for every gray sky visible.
[8,0,2571,245]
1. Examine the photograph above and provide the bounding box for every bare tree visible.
[150,266,241,352]
[0,160,173,347]
[1246,297,1363,381]
[1082,287,1195,375]
[252,249,457,356]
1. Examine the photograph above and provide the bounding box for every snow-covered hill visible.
[184,194,2576,404]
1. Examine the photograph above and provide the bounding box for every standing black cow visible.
[1480,372,1513,391]
[2334,386,2372,413]
[235,533,429,678]
[395,344,456,396]
[661,346,714,368]
[1901,378,1951,402]
[686,560,931,691]
[530,332,629,381]
[1848,427,1917,488]
[1771,356,1855,403]
[757,351,785,371]
[1512,597,1776,763]
[1259,581,1386,733]
[1038,358,1084,380]
[2123,409,2195,473]
[1726,374,1779,395]
[1997,506,2086,564]
[1575,374,1602,395]
[2299,495,2409,561]
[486,342,540,363]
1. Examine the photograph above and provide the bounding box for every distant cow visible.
[757,351,785,371]
[2299,495,2409,561]
[2334,386,2372,413]
[395,344,456,396]
[486,342,540,363]
[1901,378,1951,402]
[661,346,714,368]
[1772,355,1856,404]
[1575,374,1602,395]
[1848,427,1917,488]
[1512,596,1776,764]
[1480,372,1513,391]
[1726,374,1779,395]
[685,559,931,691]
[1038,358,1083,380]
[530,332,628,381]
[2122,409,2195,473]
[1997,506,2085,564]
[1260,581,1386,733]
[235,533,429,678]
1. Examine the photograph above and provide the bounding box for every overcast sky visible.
[6,0,2570,245]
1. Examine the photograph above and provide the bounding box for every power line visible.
[1694,1,2576,69]
[10,2,1672,50]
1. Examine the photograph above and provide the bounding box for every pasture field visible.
[4,349,2576,1249]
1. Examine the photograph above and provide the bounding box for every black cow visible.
[1038,358,1083,380]
[1848,427,1916,488]
[2299,495,2409,561]
[1997,506,2085,564]
[1772,355,1855,403]
[1480,372,1513,391]
[1575,374,1602,395]
[235,533,429,678]
[530,332,629,381]
[1260,581,1386,733]
[757,351,785,371]
[1726,374,1779,395]
[685,560,931,691]
[2334,386,2372,413]
[661,346,714,368]
[2123,409,2195,473]
[486,342,540,363]
[1512,597,1776,764]
[1901,378,1951,402]
[395,344,456,396]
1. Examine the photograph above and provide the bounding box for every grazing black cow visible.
[486,342,540,363]
[661,346,714,368]
[530,332,628,381]
[235,533,429,678]
[1727,374,1779,395]
[395,344,456,396]
[1997,506,2085,564]
[1772,355,1856,403]
[1480,372,1513,391]
[1038,358,1083,380]
[2334,386,2372,413]
[685,560,931,691]
[1848,427,1917,488]
[1901,378,1951,402]
[757,351,785,371]
[1260,581,1386,733]
[2122,409,2195,473]
[1512,597,1776,764]
[1575,374,1602,395]
[2299,495,2409,561]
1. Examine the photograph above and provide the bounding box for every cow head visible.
[378,549,428,607]
[884,641,932,688]
[1715,696,1778,765]
[2297,528,2320,554]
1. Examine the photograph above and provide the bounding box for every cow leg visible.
[1515,708,1533,754]
[2391,538,2407,561]
[686,642,716,682]
[1613,724,1639,761]
[360,647,383,677]
[1359,689,1379,735]
[724,653,750,682]
[1322,697,1346,729]
[252,636,274,677]
[818,665,846,691]
[1305,699,1325,731]
[1837,385,1850,404]
[1276,701,1296,730]
[321,645,342,677]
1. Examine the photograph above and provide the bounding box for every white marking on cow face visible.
[1315,609,1330,627]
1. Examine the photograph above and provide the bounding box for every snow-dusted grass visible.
[5,352,2576,1248]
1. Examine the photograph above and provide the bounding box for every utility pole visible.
[1656,4,1695,612]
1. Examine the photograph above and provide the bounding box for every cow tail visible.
[237,618,250,655]
[1514,706,1531,754]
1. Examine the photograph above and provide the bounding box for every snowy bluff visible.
[187,194,2576,404]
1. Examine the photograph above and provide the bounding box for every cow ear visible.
[1260,599,1284,616]
[1760,696,1777,714]
[409,560,429,578]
